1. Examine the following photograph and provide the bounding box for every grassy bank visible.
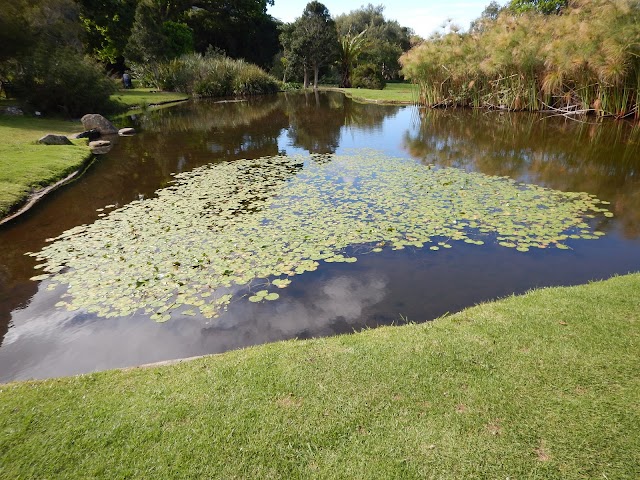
[322,83,418,104]
[1,273,638,478]
[111,88,189,109]
[0,89,189,218]
[0,116,90,217]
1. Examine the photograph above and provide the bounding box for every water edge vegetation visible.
[401,0,640,117]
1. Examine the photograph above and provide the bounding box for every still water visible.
[1,92,639,382]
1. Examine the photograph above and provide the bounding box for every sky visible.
[267,0,495,38]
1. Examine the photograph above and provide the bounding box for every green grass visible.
[111,88,189,109]
[321,83,419,104]
[1,273,638,479]
[0,116,90,217]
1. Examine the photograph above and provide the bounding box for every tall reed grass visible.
[131,54,280,98]
[400,0,640,117]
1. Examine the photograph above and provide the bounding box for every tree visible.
[288,2,339,89]
[335,5,412,80]
[79,0,137,69]
[470,1,505,33]
[185,0,279,68]
[508,0,568,15]
[125,0,193,64]
[0,0,33,64]
[338,29,368,87]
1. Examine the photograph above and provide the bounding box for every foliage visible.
[509,0,568,14]
[125,0,194,64]
[11,48,117,116]
[284,2,340,88]
[185,0,280,68]
[130,53,279,97]
[79,0,137,66]
[335,5,413,80]
[401,0,640,117]
[0,0,33,64]
[351,63,386,90]
[338,29,368,87]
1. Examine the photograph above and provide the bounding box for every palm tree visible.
[339,29,367,88]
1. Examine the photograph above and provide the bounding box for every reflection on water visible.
[404,110,640,237]
[1,93,640,382]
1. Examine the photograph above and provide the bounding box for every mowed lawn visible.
[0,115,89,217]
[1,273,638,479]
[323,83,419,104]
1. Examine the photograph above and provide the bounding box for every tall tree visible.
[335,4,412,80]
[288,2,339,89]
[186,0,279,68]
[125,0,193,63]
[338,29,368,87]
[79,0,137,69]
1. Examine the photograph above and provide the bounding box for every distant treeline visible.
[401,0,640,118]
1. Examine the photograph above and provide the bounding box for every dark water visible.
[1,92,639,382]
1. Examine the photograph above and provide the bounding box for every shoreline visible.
[0,153,95,226]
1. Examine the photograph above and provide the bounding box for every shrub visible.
[352,63,386,89]
[12,48,117,116]
[130,54,279,97]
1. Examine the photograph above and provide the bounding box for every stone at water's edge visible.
[89,140,111,148]
[80,114,117,135]
[74,129,101,141]
[38,134,73,145]
[118,127,135,136]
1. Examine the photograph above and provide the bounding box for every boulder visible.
[74,129,101,141]
[80,114,118,135]
[3,106,24,116]
[118,127,136,136]
[89,140,111,148]
[38,134,73,145]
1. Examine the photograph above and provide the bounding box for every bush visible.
[130,54,279,97]
[12,48,117,116]
[352,63,386,90]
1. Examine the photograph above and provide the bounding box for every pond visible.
[1,92,640,382]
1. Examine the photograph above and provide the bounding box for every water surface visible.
[1,92,639,382]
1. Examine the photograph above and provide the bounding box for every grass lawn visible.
[111,88,189,108]
[0,116,90,217]
[322,83,419,104]
[1,273,638,478]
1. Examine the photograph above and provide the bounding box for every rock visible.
[38,134,73,145]
[3,106,24,116]
[80,114,118,135]
[90,145,112,155]
[89,140,111,148]
[118,127,136,136]
[74,129,101,141]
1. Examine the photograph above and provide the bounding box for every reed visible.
[401,0,640,117]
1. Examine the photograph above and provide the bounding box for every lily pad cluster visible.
[28,152,610,322]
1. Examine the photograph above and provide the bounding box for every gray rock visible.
[118,127,136,136]
[80,114,118,135]
[89,140,111,148]
[3,106,24,116]
[74,129,101,141]
[38,134,73,145]
[90,145,112,155]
